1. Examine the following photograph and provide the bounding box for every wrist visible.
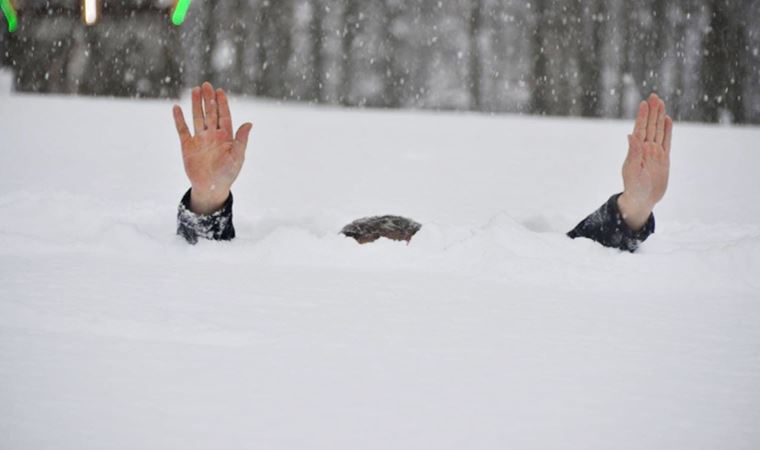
[617,192,653,232]
[189,187,230,215]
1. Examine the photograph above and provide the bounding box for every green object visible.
[171,0,191,26]
[1,0,17,33]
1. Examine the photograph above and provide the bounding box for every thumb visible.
[235,122,253,151]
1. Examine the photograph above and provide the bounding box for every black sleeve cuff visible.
[567,193,655,252]
[176,188,236,244]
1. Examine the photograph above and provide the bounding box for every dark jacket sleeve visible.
[567,193,654,252]
[177,188,235,244]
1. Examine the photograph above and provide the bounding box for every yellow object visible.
[82,0,98,26]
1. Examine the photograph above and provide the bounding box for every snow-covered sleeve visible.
[176,188,236,244]
[567,193,654,252]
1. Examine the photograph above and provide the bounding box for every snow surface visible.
[1,70,759,450]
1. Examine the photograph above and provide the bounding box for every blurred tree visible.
[468,0,483,110]
[700,0,748,122]
[531,0,549,115]
[0,26,7,66]
[308,0,325,102]
[644,0,668,93]
[199,0,216,85]
[729,20,747,123]
[3,0,759,123]
[380,0,403,108]
[9,1,181,98]
[579,0,606,117]
[339,0,358,105]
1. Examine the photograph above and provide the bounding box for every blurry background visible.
[1,0,758,124]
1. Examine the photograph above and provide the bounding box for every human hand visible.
[173,82,253,215]
[618,93,673,231]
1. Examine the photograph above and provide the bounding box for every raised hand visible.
[618,93,673,231]
[173,82,253,214]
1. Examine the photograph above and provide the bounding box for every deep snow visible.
[1,71,759,450]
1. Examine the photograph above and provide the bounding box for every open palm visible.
[173,82,252,214]
[619,93,673,230]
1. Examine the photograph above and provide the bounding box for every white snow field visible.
[1,70,759,450]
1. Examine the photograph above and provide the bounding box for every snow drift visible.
[1,71,759,450]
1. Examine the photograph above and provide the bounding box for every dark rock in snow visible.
[341,215,422,244]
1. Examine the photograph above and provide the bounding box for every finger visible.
[172,105,191,146]
[654,97,666,144]
[217,88,233,137]
[627,134,643,160]
[633,101,648,140]
[234,122,253,153]
[644,142,657,161]
[646,93,659,142]
[202,82,218,130]
[191,87,204,133]
[663,115,673,154]
[626,134,635,162]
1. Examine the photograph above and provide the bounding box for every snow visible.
[1,70,759,449]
